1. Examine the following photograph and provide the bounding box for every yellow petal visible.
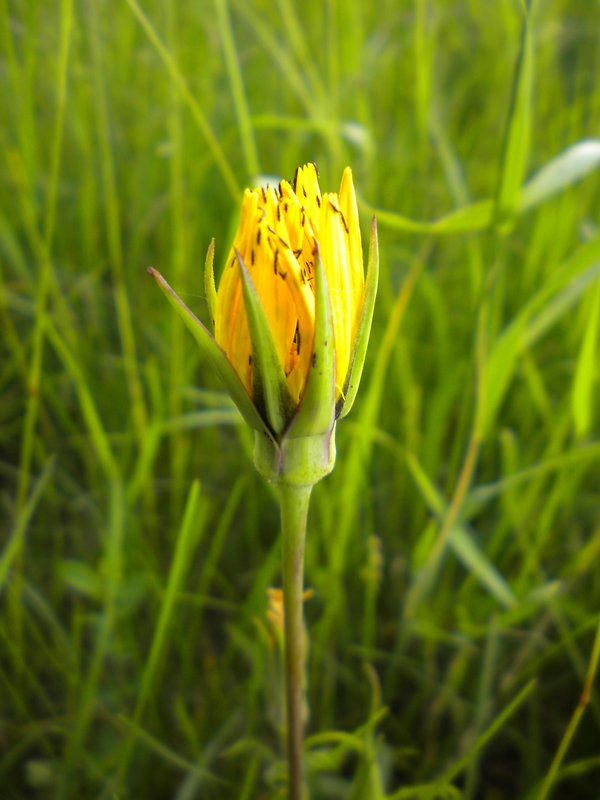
[293,163,322,236]
[216,185,317,404]
[339,167,364,312]
[319,192,354,387]
[215,190,260,395]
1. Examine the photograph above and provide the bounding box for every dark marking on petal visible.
[293,166,300,192]
[329,198,350,233]
[251,248,255,266]
[284,202,289,213]
[316,194,321,208]
[277,204,281,222]
[274,248,279,274]
[261,187,267,203]
[302,186,307,198]
[257,229,261,245]
[279,269,287,281]
[312,352,317,367]
[248,355,252,365]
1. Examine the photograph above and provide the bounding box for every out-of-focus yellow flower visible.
[267,586,314,639]
[215,164,365,406]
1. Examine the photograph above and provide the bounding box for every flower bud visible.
[149,164,378,487]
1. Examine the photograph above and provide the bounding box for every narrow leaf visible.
[235,251,295,435]
[405,454,516,609]
[363,138,600,238]
[520,139,600,212]
[572,277,600,436]
[289,244,335,436]
[483,246,600,434]
[148,267,272,439]
[338,217,379,419]
[449,526,517,609]
[497,10,534,218]
[0,458,55,592]
[204,238,217,329]
[117,481,207,780]
[361,198,493,236]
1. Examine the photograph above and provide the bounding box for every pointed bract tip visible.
[148,266,158,277]
[234,247,247,272]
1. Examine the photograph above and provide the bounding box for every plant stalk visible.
[278,481,312,800]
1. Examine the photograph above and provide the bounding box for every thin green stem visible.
[278,482,312,800]
[537,619,600,800]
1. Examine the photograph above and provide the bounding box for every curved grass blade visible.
[520,139,600,212]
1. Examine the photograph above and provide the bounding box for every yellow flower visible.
[149,160,377,479]
[214,164,365,405]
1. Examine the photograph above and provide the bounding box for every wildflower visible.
[150,164,378,800]
[149,163,378,486]
[214,164,365,409]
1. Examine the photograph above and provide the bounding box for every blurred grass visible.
[1,0,600,798]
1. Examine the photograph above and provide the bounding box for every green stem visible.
[278,482,312,800]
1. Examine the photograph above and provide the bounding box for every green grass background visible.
[2,0,600,797]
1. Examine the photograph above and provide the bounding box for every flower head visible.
[215,164,364,407]
[149,163,377,484]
